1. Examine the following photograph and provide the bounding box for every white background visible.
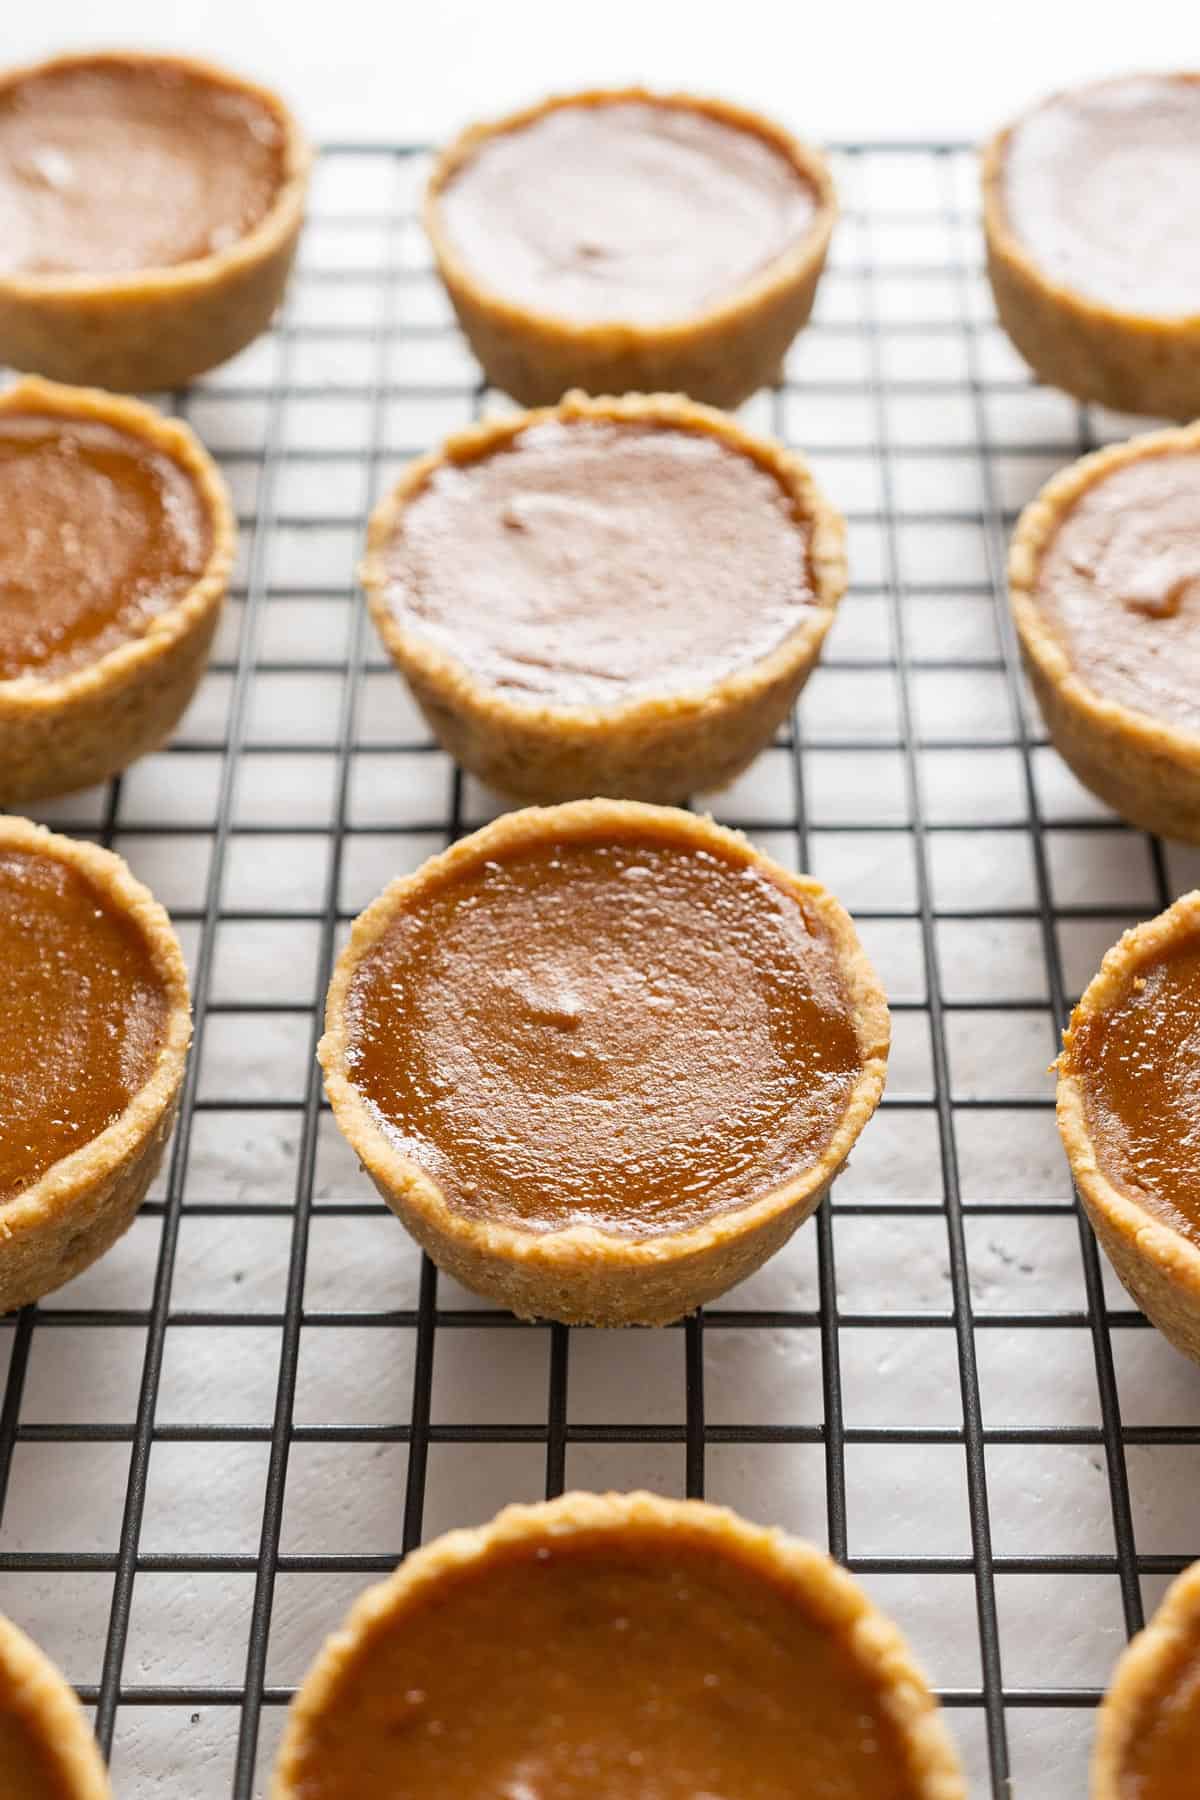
[9,0,1184,145]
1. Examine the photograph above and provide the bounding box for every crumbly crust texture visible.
[1091,1559,1200,1796]
[319,800,888,1326]
[1057,891,1200,1364]
[425,88,837,409]
[0,816,191,1313]
[0,1612,111,1797]
[981,78,1200,419]
[273,1491,965,1800]
[1009,421,1200,842]
[361,391,847,805]
[0,376,235,803]
[0,49,310,391]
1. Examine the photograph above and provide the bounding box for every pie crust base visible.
[272,1491,965,1800]
[425,89,837,410]
[982,89,1200,421]
[0,1612,111,1798]
[0,377,235,804]
[0,816,191,1314]
[319,800,888,1327]
[0,50,310,393]
[1057,892,1200,1365]
[362,392,846,806]
[1010,422,1200,843]
[1091,1559,1200,1797]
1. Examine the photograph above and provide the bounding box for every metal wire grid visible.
[0,140,1197,1798]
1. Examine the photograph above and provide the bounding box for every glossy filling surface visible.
[0,57,285,276]
[1034,451,1200,731]
[345,831,861,1238]
[1118,1633,1200,1799]
[439,100,817,324]
[1001,75,1200,317]
[0,847,166,1205]
[286,1524,919,1799]
[0,411,211,681]
[380,419,815,707]
[1066,933,1200,1244]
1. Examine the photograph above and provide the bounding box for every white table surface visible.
[14,0,1198,146]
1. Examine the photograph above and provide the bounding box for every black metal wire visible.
[0,140,1174,1798]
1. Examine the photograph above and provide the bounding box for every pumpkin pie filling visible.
[282,1516,921,1799]
[1062,931,1200,1247]
[343,828,861,1239]
[999,75,1200,318]
[377,416,816,706]
[437,98,818,325]
[0,410,212,683]
[0,843,166,1205]
[0,55,285,277]
[1032,450,1200,731]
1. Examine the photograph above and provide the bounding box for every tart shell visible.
[425,88,837,409]
[1009,421,1200,843]
[0,377,235,804]
[0,816,191,1314]
[0,50,310,393]
[981,79,1200,421]
[318,799,889,1327]
[272,1490,965,1800]
[1057,892,1200,1365]
[1091,1559,1200,1797]
[361,391,847,806]
[0,1612,111,1797]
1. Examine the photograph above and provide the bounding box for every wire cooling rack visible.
[2,140,1199,1800]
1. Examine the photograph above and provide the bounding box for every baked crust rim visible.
[0,1611,111,1797]
[318,799,888,1303]
[272,1490,965,1800]
[1091,1557,1200,1797]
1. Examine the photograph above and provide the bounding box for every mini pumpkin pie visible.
[425,88,836,408]
[274,1491,965,1800]
[1010,422,1200,841]
[0,1612,110,1798]
[361,391,845,804]
[0,376,234,803]
[1057,891,1200,1364]
[983,74,1200,419]
[1092,1559,1200,1799]
[0,49,310,392]
[0,815,190,1314]
[319,799,888,1326]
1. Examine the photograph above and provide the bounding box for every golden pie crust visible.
[0,376,235,804]
[318,799,888,1327]
[361,391,846,805]
[1057,892,1200,1365]
[425,88,837,409]
[0,50,310,393]
[272,1491,965,1800]
[1010,422,1200,842]
[0,1612,111,1798]
[0,816,191,1314]
[981,83,1200,420]
[1091,1559,1200,1798]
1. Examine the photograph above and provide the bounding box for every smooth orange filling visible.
[286,1523,921,1799]
[1119,1637,1200,1799]
[379,418,816,707]
[344,829,861,1238]
[1034,450,1200,734]
[439,99,816,324]
[0,56,284,276]
[0,846,166,1205]
[1065,933,1200,1243]
[0,411,211,681]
